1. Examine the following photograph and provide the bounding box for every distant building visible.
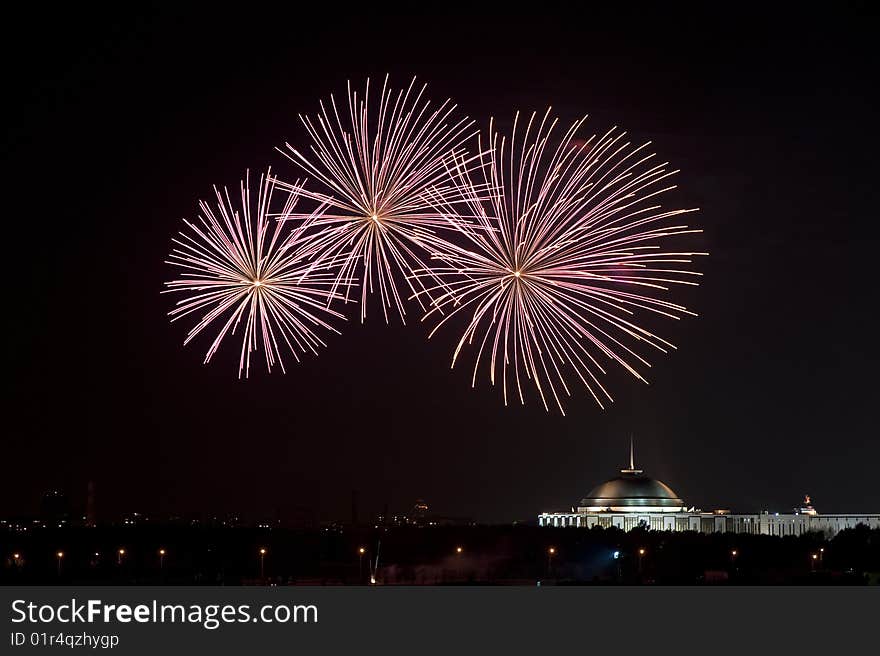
[539,442,880,537]
[120,512,148,526]
[378,500,474,527]
[40,489,70,527]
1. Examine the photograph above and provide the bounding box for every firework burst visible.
[279,75,477,323]
[418,110,705,414]
[164,170,347,377]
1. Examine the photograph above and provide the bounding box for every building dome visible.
[580,472,684,512]
[578,442,685,513]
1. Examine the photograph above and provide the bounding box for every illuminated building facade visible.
[538,445,880,537]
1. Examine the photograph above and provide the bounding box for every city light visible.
[548,547,556,555]
[357,547,366,581]
[456,546,463,554]
[13,553,20,560]
[638,548,646,556]
[259,548,267,579]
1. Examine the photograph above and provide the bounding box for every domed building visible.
[538,440,880,536]
[578,443,684,513]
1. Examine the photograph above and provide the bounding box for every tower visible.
[620,436,643,475]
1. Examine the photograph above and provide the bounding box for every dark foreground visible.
[2,524,878,585]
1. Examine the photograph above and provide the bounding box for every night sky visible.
[5,5,879,523]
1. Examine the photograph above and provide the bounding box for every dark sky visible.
[4,4,879,523]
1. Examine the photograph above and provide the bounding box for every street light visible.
[638,548,646,575]
[819,547,824,564]
[117,548,125,566]
[259,548,267,579]
[547,547,556,576]
[358,547,366,581]
[159,549,166,570]
[56,551,64,576]
[454,546,465,581]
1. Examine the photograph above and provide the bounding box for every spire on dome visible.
[621,435,643,474]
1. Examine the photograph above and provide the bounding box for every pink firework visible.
[279,75,477,323]
[164,170,346,377]
[418,110,705,414]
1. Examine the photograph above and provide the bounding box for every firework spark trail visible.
[164,169,349,377]
[278,75,481,324]
[416,110,706,414]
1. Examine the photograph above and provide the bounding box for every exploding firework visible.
[279,75,477,323]
[418,110,705,414]
[164,170,347,377]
